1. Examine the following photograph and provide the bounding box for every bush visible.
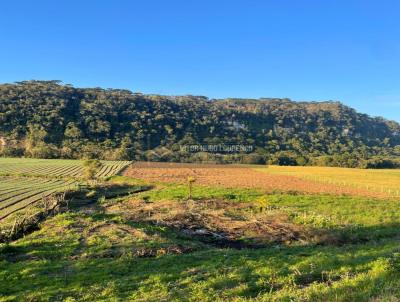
[268,151,298,166]
[83,159,103,180]
[361,157,400,169]
[310,154,362,168]
[0,146,25,157]
[29,144,60,159]
[241,153,266,165]
[295,156,308,166]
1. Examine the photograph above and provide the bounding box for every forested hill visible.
[0,80,399,168]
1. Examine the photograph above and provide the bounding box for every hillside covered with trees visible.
[0,80,399,168]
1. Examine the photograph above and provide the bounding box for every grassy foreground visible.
[1,178,400,301]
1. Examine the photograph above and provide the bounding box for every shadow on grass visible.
[68,183,153,208]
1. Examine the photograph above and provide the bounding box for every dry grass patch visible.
[257,165,400,198]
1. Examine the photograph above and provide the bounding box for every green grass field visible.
[1,162,400,301]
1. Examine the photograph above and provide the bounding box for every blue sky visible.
[1,0,400,122]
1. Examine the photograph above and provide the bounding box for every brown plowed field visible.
[124,162,386,198]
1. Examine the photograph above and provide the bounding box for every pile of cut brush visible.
[106,198,329,249]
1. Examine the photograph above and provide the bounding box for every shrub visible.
[361,157,400,169]
[268,151,298,166]
[83,159,103,180]
[241,153,267,165]
[29,144,60,159]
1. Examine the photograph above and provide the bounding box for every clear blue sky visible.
[1,0,400,122]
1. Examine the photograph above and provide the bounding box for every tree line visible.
[0,80,399,168]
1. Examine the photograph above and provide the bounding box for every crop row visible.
[0,158,131,178]
[0,177,79,220]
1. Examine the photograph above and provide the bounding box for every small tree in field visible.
[187,176,196,200]
[83,159,102,183]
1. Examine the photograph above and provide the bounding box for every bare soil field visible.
[124,162,385,198]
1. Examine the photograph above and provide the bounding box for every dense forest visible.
[0,80,399,168]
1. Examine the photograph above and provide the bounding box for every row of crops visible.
[0,177,79,220]
[0,158,131,178]
[0,158,132,220]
